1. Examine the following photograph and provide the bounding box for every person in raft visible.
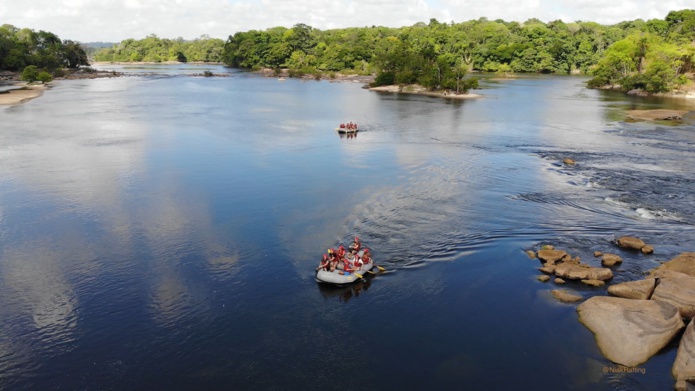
[349,236,361,253]
[316,254,329,272]
[361,248,372,264]
[337,244,346,260]
[340,252,359,275]
[327,249,339,271]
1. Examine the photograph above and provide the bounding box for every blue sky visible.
[1,0,690,42]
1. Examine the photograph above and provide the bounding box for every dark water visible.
[1,64,694,390]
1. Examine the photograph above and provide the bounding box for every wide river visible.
[1,64,694,390]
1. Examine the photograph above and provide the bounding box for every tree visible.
[20,65,39,81]
[61,40,89,68]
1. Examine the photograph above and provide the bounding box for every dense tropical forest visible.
[3,9,694,94]
[0,23,89,82]
[91,34,225,63]
[222,9,695,93]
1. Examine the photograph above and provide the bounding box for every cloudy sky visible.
[1,0,690,43]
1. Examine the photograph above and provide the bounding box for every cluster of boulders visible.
[528,236,695,390]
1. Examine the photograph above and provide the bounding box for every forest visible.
[91,34,225,63]
[0,23,89,81]
[222,9,695,93]
[3,9,694,94]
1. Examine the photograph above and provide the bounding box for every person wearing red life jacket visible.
[316,254,329,272]
[361,248,372,264]
[337,245,346,259]
[340,252,359,275]
[349,236,361,253]
[353,252,364,269]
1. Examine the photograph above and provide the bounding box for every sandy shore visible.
[0,83,47,105]
[369,84,481,99]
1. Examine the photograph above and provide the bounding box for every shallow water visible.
[1,65,694,390]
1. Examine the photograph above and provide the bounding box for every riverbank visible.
[369,84,482,99]
[0,83,47,105]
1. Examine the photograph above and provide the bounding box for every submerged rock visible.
[673,319,695,391]
[525,250,537,259]
[537,275,550,282]
[563,157,576,165]
[577,297,684,366]
[554,278,566,284]
[554,264,613,281]
[581,279,605,287]
[607,279,656,300]
[552,289,582,303]
[651,272,695,318]
[641,245,654,254]
[594,251,603,257]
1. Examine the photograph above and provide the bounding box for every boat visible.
[315,250,376,285]
[336,123,359,134]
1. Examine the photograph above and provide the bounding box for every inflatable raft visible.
[316,251,375,284]
[316,262,375,284]
[336,124,358,134]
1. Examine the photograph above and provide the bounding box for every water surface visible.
[1,66,694,390]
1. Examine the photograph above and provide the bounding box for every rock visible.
[562,254,572,262]
[554,264,613,281]
[601,253,623,267]
[607,279,657,300]
[641,245,654,254]
[581,279,605,287]
[673,319,695,391]
[626,109,688,121]
[525,250,537,259]
[652,273,695,318]
[552,289,582,303]
[594,251,603,257]
[650,253,695,277]
[539,265,556,274]
[577,297,684,366]
[554,278,566,284]
[616,236,646,251]
[563,157,576,165]
[537,275,550,282]
[537,249,567,264]
[541,245,554,250]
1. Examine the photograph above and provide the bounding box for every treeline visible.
[0,24,89,73]
[92,34,225,63]
[588,9,695,93]
[223,9,695,93]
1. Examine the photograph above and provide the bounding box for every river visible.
[1,64,694,390]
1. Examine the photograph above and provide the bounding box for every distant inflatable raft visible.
[336,123,359,133]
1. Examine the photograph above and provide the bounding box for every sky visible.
[0,0,691,43]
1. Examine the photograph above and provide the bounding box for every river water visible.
[1,64,694,390]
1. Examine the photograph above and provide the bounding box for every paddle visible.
[353,272,364,278]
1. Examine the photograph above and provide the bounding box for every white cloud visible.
[0,0,685,42]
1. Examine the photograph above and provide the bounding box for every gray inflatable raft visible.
[316,256,375,285]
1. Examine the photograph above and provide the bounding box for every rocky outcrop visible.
[563,157,576,165]
[554,264,613,281]
[577,297,684,366]
[537,275,550,282]
[651,272,695,318]
[525,250,537,259]
[607,279,656,300]
[673,319,695,391]
[642,245,654,254]
[651,253,695,277]
[552,289,582,303]
[554,278,566,284]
